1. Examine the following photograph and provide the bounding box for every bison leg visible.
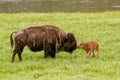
[12,51,17,63]
[44,48,56,58]
[44,46,50,58]
[50,51,56,58]
[18,53,22,61]
[50,47,56,58]
[44,51,49,58]
[18,47,24,62]
[12,44,25,63]
[43,40,56,58]
[44,47,56,58]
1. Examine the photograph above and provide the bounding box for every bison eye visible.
[68,40,72,43]
[64,37,69,42]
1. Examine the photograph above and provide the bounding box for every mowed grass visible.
[0,12,120,80]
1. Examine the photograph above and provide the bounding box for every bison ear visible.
[65,33,74,42]
[66,33,73,39]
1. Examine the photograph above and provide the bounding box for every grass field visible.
[0,11,120,80]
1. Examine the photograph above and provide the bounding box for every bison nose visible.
[69,51,73,54]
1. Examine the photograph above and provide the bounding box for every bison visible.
[10,25,77,62]
[78,40,99,58]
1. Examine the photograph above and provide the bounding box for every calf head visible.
[78,42,86,49]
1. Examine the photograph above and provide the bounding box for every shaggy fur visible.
[78,40,99,58]
[10,25,77,62]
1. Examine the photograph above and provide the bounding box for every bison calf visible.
[10,25,77,62]
[78,40,99,58]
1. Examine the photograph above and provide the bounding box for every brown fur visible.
[78,40,99,58]
[10,25,77,62]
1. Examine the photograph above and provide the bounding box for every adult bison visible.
[10,25,77,62]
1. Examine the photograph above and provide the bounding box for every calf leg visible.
[96,44,99,58]
[93,51,95,57]
[86,51,92,58]
[96,50,99,58]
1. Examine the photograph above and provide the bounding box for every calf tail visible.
[96,43,99,51]
[96,43,99,57]
[10,31,17,48]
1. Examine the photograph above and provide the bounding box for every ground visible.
[0,11,120,80]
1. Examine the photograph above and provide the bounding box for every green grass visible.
[0,11,120,80]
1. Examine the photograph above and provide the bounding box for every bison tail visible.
[10,31,17,48]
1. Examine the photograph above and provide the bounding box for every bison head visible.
[61,33,77,53]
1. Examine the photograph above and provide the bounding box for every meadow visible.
[0,11,120,80]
